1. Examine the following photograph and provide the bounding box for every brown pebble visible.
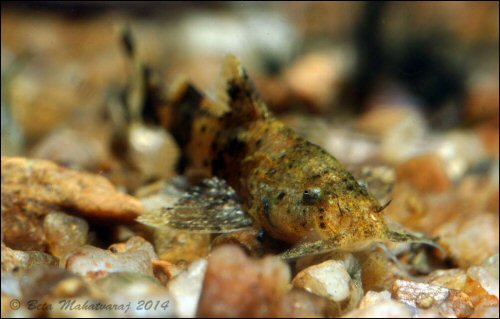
[43,211,89,264]
[477,124,499,158]
[197,245,291,317]
[1,157,143,251]
[396,153,451,193]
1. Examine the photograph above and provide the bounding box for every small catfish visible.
[138,56,437,259]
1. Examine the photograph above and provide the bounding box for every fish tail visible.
[158,78,223,179]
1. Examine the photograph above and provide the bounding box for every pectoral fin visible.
[280,236,342,260]
[383,217,445,256]
[137,177,254,233]
[385,229,444,254]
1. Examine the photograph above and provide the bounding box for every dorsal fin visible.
[220,55,270,125]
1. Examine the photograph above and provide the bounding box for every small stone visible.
[293,255,364,316]
[322,128,380,166]
[66,237,157,279]
[438,131,489,180]
[1,271,22,298]
[463,268,499,311]
[471,305,499,318]
[197,245,291,317]
[31,128,111,171]
[396,153,451,193]
[392,279,474,318]
[426,269,468,291]
[43,211,89,265]
[153,228,210,264]
[416,295,434,309]
[358,290,392,308]
[356,105,428,164]
[482,254,499,280]
[392,279,449,308]
[93,272,176,318]
[342,290,422,318]
[441,290,475,318]
[276,289,327,318]
[19,267,87,301]
[1,243,59,272]
[1,157,143,251]
[137,177,188,211]
[212,228,265,257]
[167,259,207,318]
[467,265,499,299]
[436,213,499,267]
[108,236,158,261]
[152,259,182,285]
[128,123,179,180]
[293,259,352,302]
[284,51,346,113]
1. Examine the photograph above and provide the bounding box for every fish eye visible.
[302,188,322,204]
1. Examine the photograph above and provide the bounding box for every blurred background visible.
[1,1,499,301]
[1,1,498,177]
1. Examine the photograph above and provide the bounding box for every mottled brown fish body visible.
[160,59,390,248]
[213,118,388,245]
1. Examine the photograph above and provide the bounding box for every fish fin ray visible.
[137,177,254,233]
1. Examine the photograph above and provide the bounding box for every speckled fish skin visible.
[157,56,393,253]
[213,60,387,246]
[223,120,389,245]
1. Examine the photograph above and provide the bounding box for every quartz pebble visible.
[293,259,352,302]
[128,123,179,180]
[197,245,291,317]
[464,254,499,313]
[392,279,449,308]
[277,289,327,318]
[467,266,499,300]
[392,279,474,317]
[342,290,432,318]
[481,254,499,280]
[66,237,157,279]
[1,271,22,298]
[167,259,207,318]
[293,256,364,316]
[43,211,89,265]
[108,236,158,261]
